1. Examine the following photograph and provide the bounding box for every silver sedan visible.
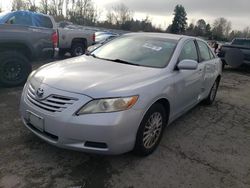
[20,33,222,156]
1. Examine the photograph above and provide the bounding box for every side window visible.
[246,40,250,47]
[197,41,211,61]
[179,40,198,62]
[208,48,215,59]
[6,15,16,24]
[32,14,53,28]
[6,12,32,26]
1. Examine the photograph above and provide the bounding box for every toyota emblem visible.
[36,88,44,98]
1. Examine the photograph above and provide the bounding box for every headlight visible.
[76,96,138,115]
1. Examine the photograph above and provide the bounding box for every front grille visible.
[27,84,78,113]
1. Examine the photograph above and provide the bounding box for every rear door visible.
[196,40,217,99]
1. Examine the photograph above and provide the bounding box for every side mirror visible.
[177,59,198,70]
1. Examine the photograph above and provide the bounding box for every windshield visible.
[0,12,9,21]
[92,35,177,68]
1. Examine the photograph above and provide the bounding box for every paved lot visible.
[0,65,250,188]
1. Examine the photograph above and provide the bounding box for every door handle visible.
[28,28,41,32]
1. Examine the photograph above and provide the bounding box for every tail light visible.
[52,31,58,48]
[92,33,95,43]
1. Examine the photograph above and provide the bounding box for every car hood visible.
[32,55,162,98]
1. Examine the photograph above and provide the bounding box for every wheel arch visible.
[216,75,221,82]
[0,42,33,60]
[140,97,171,126]
[71,38,87,49]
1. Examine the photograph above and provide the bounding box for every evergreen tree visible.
[170,5,187,34]
[195,19,206,36]
[205,24,212,39]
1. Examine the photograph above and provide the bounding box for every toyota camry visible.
[20,33,222,156]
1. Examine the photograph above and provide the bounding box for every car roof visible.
[14,10,50,17]
[233,38,250,40]
[124,32,193,41]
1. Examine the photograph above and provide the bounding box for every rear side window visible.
[233,39,250,47]
[32,14,53,28]
[179,40,198,61]
[197,41,211,61]
[6,12,32,26]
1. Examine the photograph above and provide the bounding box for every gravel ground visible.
[0,65,250,188]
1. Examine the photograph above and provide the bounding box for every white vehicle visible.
[20,33,222,156]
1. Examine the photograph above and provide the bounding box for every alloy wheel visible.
[143,112,163,149]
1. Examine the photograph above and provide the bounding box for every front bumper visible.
[20,83,143,155]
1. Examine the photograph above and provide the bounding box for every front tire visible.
[0,51,31,87]
[134,103,166,156]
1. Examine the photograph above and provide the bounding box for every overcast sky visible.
[1,0,249,30]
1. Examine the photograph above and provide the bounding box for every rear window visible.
[32,14,53,28]
[0,12,9,21]
[6,12,32,26]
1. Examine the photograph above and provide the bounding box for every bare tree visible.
[85,5,100,25]
[225,21,232,38]
[57,0,64,15]
[12,0,28,11]
[65,0,70,18]
[111,3,133,25]
[49,0,58,16]
[27,0,37,11]
[106,10,115,25]
[242,27,250,38]
[212,17,232,40]
[67,0,97,25]
[40,0,49,14]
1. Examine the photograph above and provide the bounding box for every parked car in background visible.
[20,33,222,156]
[0,11,58,87]
[218,38,250,68]
[87,33,120,53]
[94,31,119,44]
[58,23,95,57]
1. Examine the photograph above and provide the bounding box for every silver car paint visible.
[20,33,222,154]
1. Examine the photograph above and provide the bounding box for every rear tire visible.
[0,51,31,87]
[71,43,85,57]
[221,60,226,70]
[134,103,166,156]
[203,79,220,105]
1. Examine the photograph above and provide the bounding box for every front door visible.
[172,40,203,118]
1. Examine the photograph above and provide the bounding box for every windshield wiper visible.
[105,58,141,66]
[88,55,141,66]
[86,53,97,58]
